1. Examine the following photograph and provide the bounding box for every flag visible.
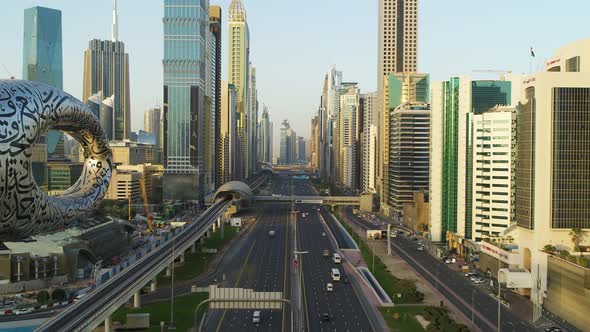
[531,47,535,57]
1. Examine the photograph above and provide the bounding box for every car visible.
[322,232,326,237]
[326,283,333,291]
[412,237,418,241]
[465,272,477,278]
[473,278,486,284]
[417,246,424,251]
[445,259,452,264]
[323,249,330,257]
[14,307,33,315]
[322,313,330,321]
[252,310,261,323]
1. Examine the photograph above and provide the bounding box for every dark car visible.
[322,313,330,321]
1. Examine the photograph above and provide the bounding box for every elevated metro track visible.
[37,175,268,332]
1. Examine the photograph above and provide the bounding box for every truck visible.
[230,218,242,227]
[268,230,276,238]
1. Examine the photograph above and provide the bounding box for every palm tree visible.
[569,228,585,252]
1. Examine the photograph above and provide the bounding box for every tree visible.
[569,228,585,252]
[51,288,67,302]
[542,244,557,254]
[36,290,50,305]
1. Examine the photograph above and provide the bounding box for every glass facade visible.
[516,87,536,230]
[23,6,64,189]
[163,0,207,199]
[441,78,460,235]
[551,87,590,229]
[83,39,130,141]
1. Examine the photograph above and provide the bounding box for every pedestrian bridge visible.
[252,195,360,206]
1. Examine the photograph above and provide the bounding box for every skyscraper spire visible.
[111,0,118,42]
[228,0,246,22]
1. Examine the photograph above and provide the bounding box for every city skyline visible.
[2,1,588,145]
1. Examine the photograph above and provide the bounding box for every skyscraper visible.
[429,76,515,241]
[83,0,130,141]
[23,6,63,190]
[381,72,429,213]
[220,81,238,184]
[360,92,377,193]
[310,116,319,170]
[338,84,360,190]
[280,120,295,165]
[210,5,223,189]
[144,107,161,161]
[248,63,258,175]
[162,0,208,201]
[377,0,419,205]
[388,102,430,213]
[228,0,250,180]
[258,106,272,164]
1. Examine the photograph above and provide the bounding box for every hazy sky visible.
[1,1,589,152]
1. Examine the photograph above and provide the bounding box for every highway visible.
[290,177,373,331]
[340,208,536,332]
[202,203,292,332]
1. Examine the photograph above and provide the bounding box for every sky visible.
[1,0,590,155]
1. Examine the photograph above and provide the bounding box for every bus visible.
[331,268,341,281]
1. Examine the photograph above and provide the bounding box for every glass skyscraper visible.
[23,6,64,191]
[163,0,208,200]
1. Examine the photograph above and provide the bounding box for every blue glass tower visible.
[163,0,208,201]
[23,6,64,191]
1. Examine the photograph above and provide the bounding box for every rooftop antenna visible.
[111,0,119,42]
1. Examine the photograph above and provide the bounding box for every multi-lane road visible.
[202,175,374,331]
[341,207,537,332]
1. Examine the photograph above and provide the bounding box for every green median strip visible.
[112,292,209,331]
[332,210,423,304]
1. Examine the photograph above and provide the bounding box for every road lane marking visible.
[215,239,257,332]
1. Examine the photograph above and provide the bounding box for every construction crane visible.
[2,64,15,79]
[140,176,154,233]
[472,70,512,80]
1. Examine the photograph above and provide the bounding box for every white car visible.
[14,308,33,315]
[473,278,486,284]
[326,283,333,291]
[322,232,326,237]
[417,246,424,251]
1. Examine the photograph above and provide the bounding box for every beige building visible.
[338,85,360,190]
[228,0,250,179]
[377,0,419,199]
[106,167,142,201]
[81,140,155,165]
[220,81,238,184]
[501,40,590,329]
[116,164,163,202]
[402,192,429,233]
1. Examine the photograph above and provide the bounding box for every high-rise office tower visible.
[377,0,419,204]
[502,40,590,329]
[388,102,430,213]
[23,6,64,191]
[248,63,258,174]
[258,106,272,164]
[338,84,360,190]
[310,116,319,170]
[360,92,377,193]
[280,120,294,165]
[429,76,516,242]
[228,0,250,180]
[144,107,161,161]
[210,5,223,189]
[83,0,130,141]
[204,6,222,194]
[162,0,208,201]
[220,81,238,184]
[381,73,429,214]
[471,106,516,242]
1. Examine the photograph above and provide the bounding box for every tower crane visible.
[2,64,15,79]
[472,70,512,80]
[140,176,154,233]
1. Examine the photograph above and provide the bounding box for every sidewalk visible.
[339,211,469,326]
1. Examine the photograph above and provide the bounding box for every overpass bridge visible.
[37,175,268,332]
[253,195,360,206]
